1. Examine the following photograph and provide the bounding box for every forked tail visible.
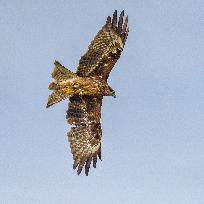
[47,61,76,108]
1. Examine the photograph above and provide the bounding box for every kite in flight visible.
[46,10,129,175]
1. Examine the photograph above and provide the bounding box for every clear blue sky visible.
[0,0,204,203]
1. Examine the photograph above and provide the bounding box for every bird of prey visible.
[46,10,129,175]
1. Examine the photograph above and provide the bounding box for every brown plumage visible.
[46,10,129,175]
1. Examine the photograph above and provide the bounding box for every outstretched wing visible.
[76,10,129,80]
[67,95,102,175]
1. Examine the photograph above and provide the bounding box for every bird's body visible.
[47,10,129,175]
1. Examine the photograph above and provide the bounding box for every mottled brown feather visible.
[76,10,129,80]
[67,122,102,175]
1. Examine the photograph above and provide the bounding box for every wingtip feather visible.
[85,158,92,176]
[106,16,111,24]
[112,10,118,29]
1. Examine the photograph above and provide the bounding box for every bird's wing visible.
[76,10,129,80]
[67,95,102,175]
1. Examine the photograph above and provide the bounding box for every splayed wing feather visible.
[106,16,111,24]
[68,122,102,176]
[118,10,124,34]
[112,10,117,30]
[76,10,129,79]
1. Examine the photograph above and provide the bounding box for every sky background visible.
[0,0,204,203]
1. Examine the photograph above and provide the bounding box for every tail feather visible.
[46,87,81,108]
[52,61,76,82]
[48,60,76,91]
[46,90,70,108]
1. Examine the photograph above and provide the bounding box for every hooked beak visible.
[112,91,116,98]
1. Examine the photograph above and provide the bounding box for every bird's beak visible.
[112,92,116,98]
